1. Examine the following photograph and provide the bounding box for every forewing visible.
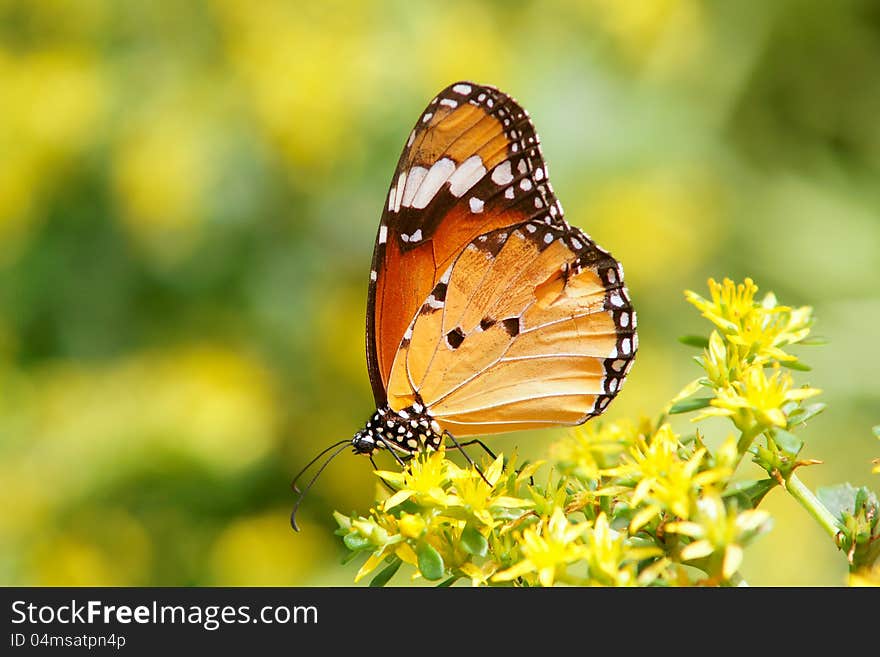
[366,81,555,405]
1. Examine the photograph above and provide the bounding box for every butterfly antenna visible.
[443,431,492,486]
[290,439,351,494]
[290,440,351,532]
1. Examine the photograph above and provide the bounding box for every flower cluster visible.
[334,278,879,586]
[681,278,821,436]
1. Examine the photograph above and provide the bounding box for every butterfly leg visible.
[374,434,409,468]
[448,438,532,485]
[370,448,417,493]
[449,438,497,461]
[442,431,492,486]
[371,454,400,495]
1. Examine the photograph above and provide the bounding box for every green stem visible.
[736,423,761,455]
[733,423,762,472]
[784,471,845,543]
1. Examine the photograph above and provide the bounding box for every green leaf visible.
[787,402,826,427]
[343,534,371,551]
[341,550,362,565]
[678,335,710,348]
[798,336,830,346]
[460,525,489,557]
[437,576,459,587]
[669,397,714,414]
[369,558,402,587]
[417,543,445,581]
[781,359,812,371]
[817,483,858,522]
[723,479,777,508]
[771,429,803,458]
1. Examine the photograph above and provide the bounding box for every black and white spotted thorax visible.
[351,402,444,455]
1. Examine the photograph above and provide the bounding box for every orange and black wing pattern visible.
[367,81,636,432]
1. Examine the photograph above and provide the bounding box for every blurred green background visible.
[1,0,878,586]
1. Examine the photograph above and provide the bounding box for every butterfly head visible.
[351,428,378,454]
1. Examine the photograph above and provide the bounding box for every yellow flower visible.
[492,508,590,586]
[698,331,736,387]
[666,495,771,580]
[552,419,641,480]
[377,448,452,510]
[729,300,812,364]
[685,278,758,334]
[459,561,498,587]
[445,456,533,528]
[697,364,821,430]
[609,425,731,531]
[398,513,425,539]
[584,513,662,586]
[849,562,880,587]
[686,278,814,370]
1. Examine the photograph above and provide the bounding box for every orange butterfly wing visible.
[385,220,636,436]
[367,82,559,406]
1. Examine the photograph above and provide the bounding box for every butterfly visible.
[291,82,636,529]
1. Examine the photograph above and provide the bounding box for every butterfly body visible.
[352,402,444,455]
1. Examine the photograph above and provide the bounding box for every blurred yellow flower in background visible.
[210,510,335,585]
[114,109,209,261]
[578,171,724,290]
[0,47,103,260]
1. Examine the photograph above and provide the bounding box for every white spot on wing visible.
[491,161,513,186]
[394,171,407,211]
[448,155,486,197]
[412,158,455,209]
[469,197,484,213]
[520,178,533,191]
[422,112,433,123]
[379,225,388,244]
[401,166,427,208]
[440,98,458,108]
[453,83,472,95]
